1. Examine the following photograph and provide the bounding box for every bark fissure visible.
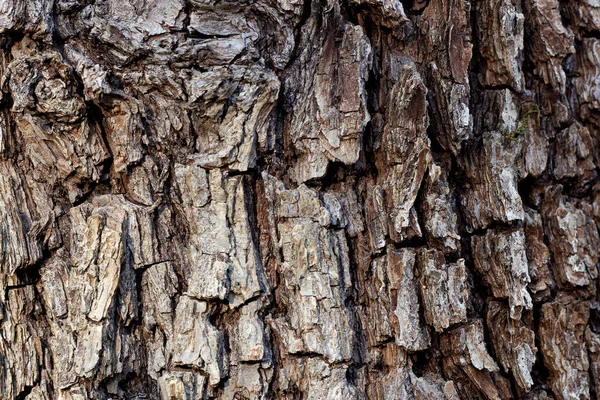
[0,0,599,399]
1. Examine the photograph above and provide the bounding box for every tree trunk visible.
[0,0,599,399]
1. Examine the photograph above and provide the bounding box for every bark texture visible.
[0,0,599,399]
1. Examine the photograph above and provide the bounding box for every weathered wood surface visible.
[0,0,599,399]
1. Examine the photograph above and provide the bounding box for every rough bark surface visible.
[0,0,599,399]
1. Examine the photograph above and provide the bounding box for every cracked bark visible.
[0,0,599,399]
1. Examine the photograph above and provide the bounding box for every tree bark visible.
[0,0,599,399]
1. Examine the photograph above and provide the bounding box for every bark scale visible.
[0,0,599,399]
